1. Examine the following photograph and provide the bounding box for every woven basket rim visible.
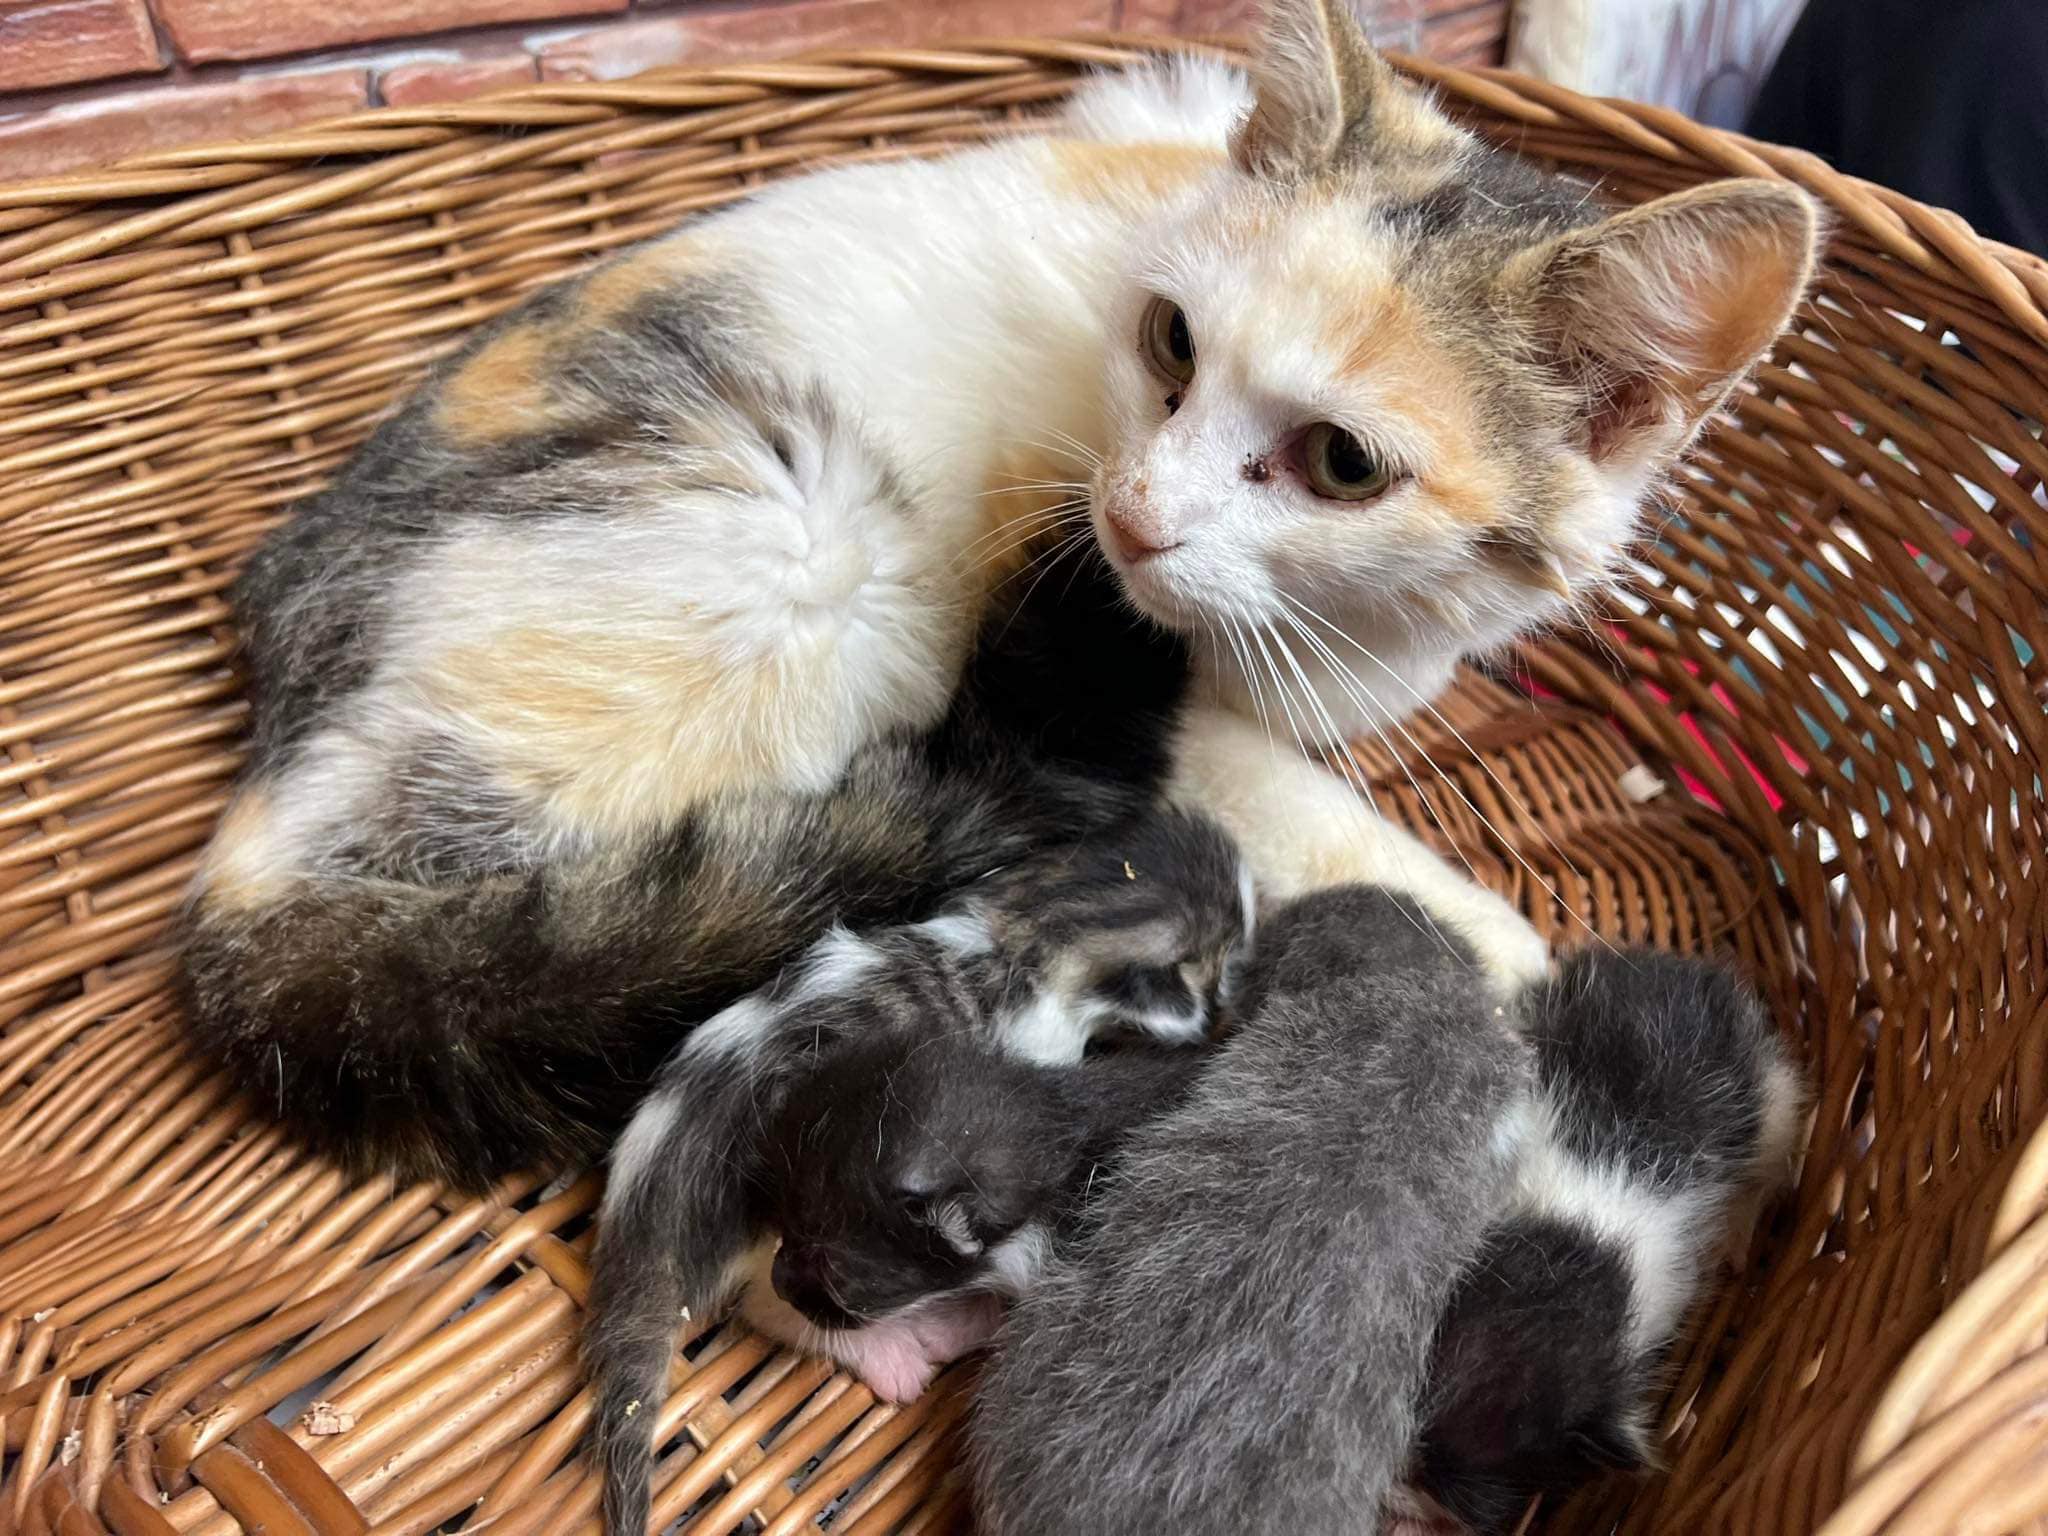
[2,32,2044,346]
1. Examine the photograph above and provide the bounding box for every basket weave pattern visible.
[0,38,2043,1536]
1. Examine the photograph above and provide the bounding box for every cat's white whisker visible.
[972,479,1093,499]
[1253,618,1449,958]
[1278,593,1608,947]
[1277,611,1484,891]
[952,507,1093,576]
[997,430,1103,472]
[1262,617,1458,955]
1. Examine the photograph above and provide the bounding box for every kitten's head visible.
[1092,0,1820,740]
[766,1032,1081,1329]
[972,806,1256,1041]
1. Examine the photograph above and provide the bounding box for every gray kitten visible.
[968,886,1531,1536]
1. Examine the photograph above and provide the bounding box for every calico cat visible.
[180,0,1821,1189]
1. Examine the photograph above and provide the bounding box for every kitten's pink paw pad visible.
[834,1324,940,1403]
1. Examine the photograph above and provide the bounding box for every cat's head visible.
[1091,0,1820,741]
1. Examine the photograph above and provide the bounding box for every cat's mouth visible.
[1089,502,1201,631]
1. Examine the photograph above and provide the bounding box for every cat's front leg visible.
[1168,702,1552,990]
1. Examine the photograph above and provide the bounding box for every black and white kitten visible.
[1402,949,1805,1534]
[587,807,1247,1536]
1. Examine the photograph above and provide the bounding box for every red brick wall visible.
[0,0,1508,180]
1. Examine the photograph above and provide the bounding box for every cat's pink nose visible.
[1103,502,1181,565]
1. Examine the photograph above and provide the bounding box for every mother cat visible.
[179,0,1817,1189]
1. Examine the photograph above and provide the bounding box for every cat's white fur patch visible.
[1169,704,1552,989]
[1501,1090,1723,1355]
[913,910,995,958]
[1059,57,1252,146]
[784,926,886,1005]
[1000,990,1101,1065]
[687,994,779,1063]
[607,1088,683,1206]
[982,1221,1054,1297]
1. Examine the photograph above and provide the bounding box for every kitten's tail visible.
[175,742,1047,1192]
[587,1066,762,1536]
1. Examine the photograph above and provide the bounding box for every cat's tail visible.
[175,737,1052,1192]
[586,1048,766,1536]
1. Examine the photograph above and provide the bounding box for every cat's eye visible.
[1141,297,1196,386]
[1301,423,1392,501]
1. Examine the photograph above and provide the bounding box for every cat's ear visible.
[1231,0,1401,178]
[1512,179,1821,467]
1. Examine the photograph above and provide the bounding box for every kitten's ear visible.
[1512,179,1821,467]
[926,1194,987,1258]
[1231,0,1400,178]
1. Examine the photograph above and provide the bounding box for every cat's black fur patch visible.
[764,1032,1202,1324]
[1524,948,1776,1191]
[1416,1215,1649,1535]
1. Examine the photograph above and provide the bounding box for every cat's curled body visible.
[181,0,1821,1190]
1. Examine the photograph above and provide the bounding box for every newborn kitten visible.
[741,1032,1203,1403]
[968,886,1532,1536]
[588,808,1247,1536]
[1402,949,1806,1534]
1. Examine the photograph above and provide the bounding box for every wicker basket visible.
[0,34,2044,1536]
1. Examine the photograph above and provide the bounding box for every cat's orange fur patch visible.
[430,625,795,841]
[1680,224,1811,387]
[1335,284,1428,383]
[200,787,283,912]
[1049,141,1222,209]
[436,324,555,446]
[1333,285,1497,524]
[573,235,716,330]
[1417,468,1497,528]
[437,237,718,445]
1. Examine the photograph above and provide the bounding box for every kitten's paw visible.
[833,1294,1001,1403]
[839,1329,941,1403]
[860,1352,940,1405]
[907,1291,1004,1364]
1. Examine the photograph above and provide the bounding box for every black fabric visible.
[1746,0,2048,256]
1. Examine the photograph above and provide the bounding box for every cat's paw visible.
[907,1291,1004,1363]
[1461,910,1554,993]
[830,1294,1002,1403]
